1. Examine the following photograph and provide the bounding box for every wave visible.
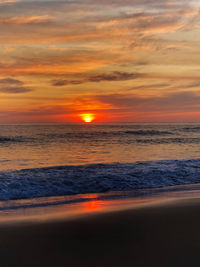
[36,130,174,142]
[182,126,200,132]
[135,137,200,144]
[0,136,37,146]
[124,130,173,135]
[0,137,25,144]
[1,159,200,200]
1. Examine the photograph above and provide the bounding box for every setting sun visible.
[80,114,95,123]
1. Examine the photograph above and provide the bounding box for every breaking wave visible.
[0,159,200,200]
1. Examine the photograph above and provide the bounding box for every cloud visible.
[51,71,143,86]
[52,80,83,86]
[0,50,110,75]
[0,0,199,123]
[0,77,23,85]
[127,82,171,91]
[0,0,18,4]
[88,71,143,82]
[0,15,51,25]
[181,81,200,89]
[0,0,195,47]
[0,77,32,94]
[14,104,68,116]
[17,90,199,118]
[0,86,32,93]
[93,91,200,112]
[1,90,200,122]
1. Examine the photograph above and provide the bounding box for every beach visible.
[0,124,200,266]
[0,187,199,266]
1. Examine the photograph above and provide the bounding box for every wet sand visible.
[0,192,200,266]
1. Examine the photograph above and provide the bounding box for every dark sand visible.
[0,194,200,266]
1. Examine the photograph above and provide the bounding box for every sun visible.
[80,114,95,123]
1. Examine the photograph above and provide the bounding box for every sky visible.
[0,0,200,123]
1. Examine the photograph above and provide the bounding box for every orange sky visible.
[0,0,200,122]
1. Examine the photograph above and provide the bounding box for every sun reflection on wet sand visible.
[84,200,105,211]
[1,186,200,225]
[0,194,151,224]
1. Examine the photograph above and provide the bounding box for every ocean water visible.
[1,123,200,200]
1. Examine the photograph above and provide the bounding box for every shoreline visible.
[0,182,200,224]
[0,185,200,266]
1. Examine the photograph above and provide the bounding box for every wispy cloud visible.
[0,15,51,24]
[0,0,199,122]
[93,91,200,113]
[0,0,19,4]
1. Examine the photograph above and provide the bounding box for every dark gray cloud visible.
[52,80,83,86]
[51,71,143,86]
[88,72,142,82]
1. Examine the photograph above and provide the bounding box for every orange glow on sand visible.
[80,114,95,123]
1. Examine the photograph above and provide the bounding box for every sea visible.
[0,123,200,201]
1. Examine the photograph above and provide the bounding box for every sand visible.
[0,190,200,266]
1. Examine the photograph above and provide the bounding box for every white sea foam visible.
[0,159,200,200]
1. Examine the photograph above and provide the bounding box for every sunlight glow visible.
[80,114,95,123]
